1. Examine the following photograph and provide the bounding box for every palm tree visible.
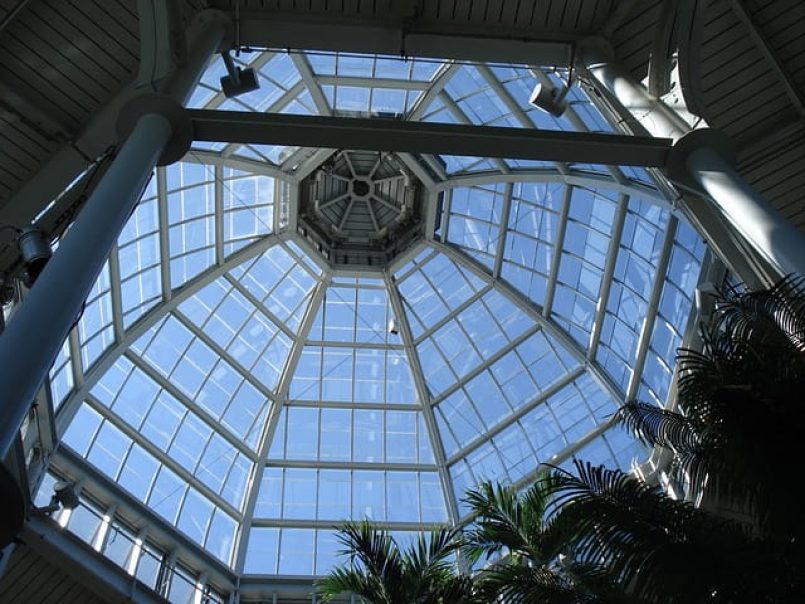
[316,520,474,604]
[463,478,623,603]
[615,275,805,547]
[546,460,789,604]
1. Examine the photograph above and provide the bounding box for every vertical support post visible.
[579,36,802,286]
[0,113,172,460]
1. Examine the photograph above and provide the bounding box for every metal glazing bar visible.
[492,183,513,279]
[588,194,629,357]
[433,240,627,405]
[445,366,585,466]
[625,216,678,401]
[385,271,461,524]
[542,185,572,316]
[232,277,329,574]
[54,235,282,433]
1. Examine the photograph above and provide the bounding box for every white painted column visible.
[681,136,805,278]
[0,112,172,459]
[579,37,805,283]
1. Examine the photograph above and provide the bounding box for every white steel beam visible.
[250,518,445,531]
[317,75,426,91]
[55,235,283,433]
[625,217,678,401]
[108,246,125,343]
[293,148,338,183]
[384,271,460,524]
[183,149,289,180]
[493,183,513,279]
[542,185,572,317]
[189,110,672,166]
[437,92,510,174]
[510,417,619,492]
[285,399,420,412]
[171,310,276,402]
[232,276,329,575]
[156,167,172,301]
[290,54,332,116]
[121,353,255,460]
[407,63,460,121]
[588,194,629,357]
[432,171,668,204]
[396,153,438,189]
[83,392,242,519]
[222,273,296,340]
[441,189,453,242]
[445,366,585,466]
[431,325,541,405]
[412,284,493,344]
[67,328,84,391]
[264,459,437,472]
[235,16,573,65]
[433,240,627,405]
[214,164,225,265]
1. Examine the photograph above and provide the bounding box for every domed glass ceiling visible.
[45,50,706,581]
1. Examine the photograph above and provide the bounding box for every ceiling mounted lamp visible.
[33,481,80,516]
[220,50,259,98]
[530,53,575,117]
[17,226,52,288]
[529,82,570,117]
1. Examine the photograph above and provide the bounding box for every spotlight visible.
[54,482,80,510]
[36,481,80,515]
[219,50,259,98]
[387,318,399,335]
[529,82,569,117]
[17,227,52,288]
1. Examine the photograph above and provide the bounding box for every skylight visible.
[44,49,706,589]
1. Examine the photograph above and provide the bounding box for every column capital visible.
[117,94,193,166]
[666,128,735,184]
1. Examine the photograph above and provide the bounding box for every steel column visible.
[0,113,172,459]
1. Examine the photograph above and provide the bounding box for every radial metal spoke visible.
[385,271,461,524]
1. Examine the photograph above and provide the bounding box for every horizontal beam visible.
[189,110,672,166]
[234,12,573,65]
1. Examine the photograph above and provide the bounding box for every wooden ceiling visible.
[0,0,802,230]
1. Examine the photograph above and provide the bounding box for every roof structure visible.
[34,48,706,597]
[4,1,800,602]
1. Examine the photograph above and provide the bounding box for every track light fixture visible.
[35,481,80,515]
[220,50,259,98]
[17,226,52,288]
[530,59,575,117]
[529,82,570,117]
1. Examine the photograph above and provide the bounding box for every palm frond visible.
[716,273,805,353]
[317,567,387,603]
[615,402,701,451]
[331,521,403,600]
[474,562,593,604]
[463,478,557,564]
[545,461,757,603]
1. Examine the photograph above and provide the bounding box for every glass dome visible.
[44,49,707,587]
